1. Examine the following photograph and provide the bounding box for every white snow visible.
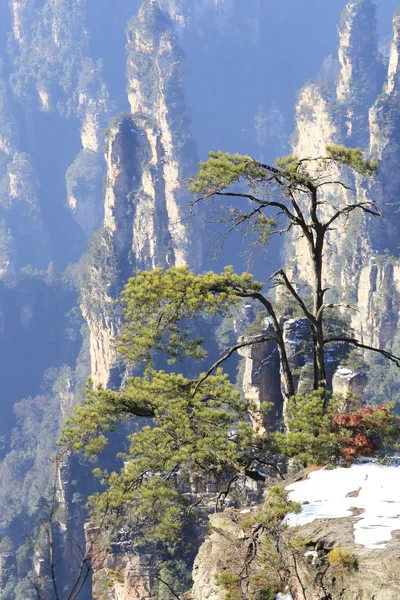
[336,367,353,377]
[285,461,400,549]
[276,588,294,600]
[304,550,318,566]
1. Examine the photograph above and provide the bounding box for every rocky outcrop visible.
[157,0,235,30]
[191,512,240,600]
[191,463,400,600]
[82,2,199,386]
[66,60,111,236]
[86,523,155,600]
[238,323,283,433]
[103,115,178,268]
[93,553,154,600]
[239,318,316,429]
[289,515,400,600]
[332,367,368,401]
[337,0,380,143]
[287,0,400,354]
[352,260,400,347]
[9,0,34,47]
[126,0,198,267]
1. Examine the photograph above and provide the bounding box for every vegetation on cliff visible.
[58,144,400,598]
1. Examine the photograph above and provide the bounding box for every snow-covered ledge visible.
[285,460,400,549]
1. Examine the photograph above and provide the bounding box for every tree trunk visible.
[309,188,327,390]
[253,292,295,423]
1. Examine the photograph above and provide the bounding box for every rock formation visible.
[0,1,400,598]
[288,0,400,353]
[191,462,400,600]
[81,1,199,386]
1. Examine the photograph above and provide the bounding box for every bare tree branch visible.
[316,303,358,320]
[216,475,239,511]
[212,191,299,223]
[316,180,355,192]
[272,269,315,324]
[192,334,277,396]
[153,574,182,599]
[323,202,382,231]
[324,337,400,367]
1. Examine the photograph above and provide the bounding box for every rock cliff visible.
[82,1,201,385]
[191,463,400,600]
[2,1,400,599]
[288,0,400,354]
[81,1,199,386]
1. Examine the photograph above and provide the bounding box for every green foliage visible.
[190,145,376,205]
[66,150,104,208]
[327,547,357,570]
[80,369,252,546]
[271,390,343,466]
[0,219,14,274]
[10,0,88,109]
[251,214,277,246]
[59,379,153,456]
[241,310,269,339]
[215,488,306,600]
[364,334,400,407]
[61,266,274,550]
[188,151,265,197]
[271,390,400,466]
[119,266,262,366]
[14,577,38,600]
[78,228,120,314]
[102,112,132,150]
[93,571,113,600]
[274,289,312,319]
[241,486,301,531]
[215,571,241,600]
[0,536,14,553]
[325,145,378,176]
[0,391,61,530]
[156,559,192,599]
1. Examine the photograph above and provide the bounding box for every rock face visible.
[290,516,400,600]
[239,318,314,431]
[238,322,283,433]
[86,523,154,600]
[287,0,400,357]
[191,512,241,600]
[332,367,368,401]
[337,0,380,144]
[239,316,364,427]
[191,463,400,600]
[66,60,111,236]
[285,462,400,599]
[126,0,198,268]
[80,1,199,386]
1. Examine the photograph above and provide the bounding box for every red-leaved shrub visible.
[331,405,399,465]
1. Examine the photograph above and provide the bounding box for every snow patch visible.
[276,588,294,600]
[336,367,353,376]
[285,462,400,549]
[304,550,318,566]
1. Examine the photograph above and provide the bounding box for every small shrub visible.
[332,404,400,465]
[270,390,400,467]
[215,572,241,600]
[328,547,357,570]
